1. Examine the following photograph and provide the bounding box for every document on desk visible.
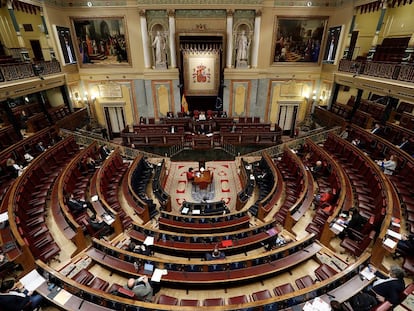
[383,238,397,249]
[20,269,46,292]
[0,211,8,222]
[53,288,71,305]
[151,268,168,282]
[360,266,376,281]
[386,229,401,240]
[144,236,154,246]
[91,195,99,202]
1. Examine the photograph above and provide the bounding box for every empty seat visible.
[89,277,109,291]
[273,283,294,296]
[295,275,314,290]
[157,294,178,305]
[315,263,338,281]
[203,298,224,306]
[107,283,121,294]
[72,269,94,285]
[252,289,272,301]
[180,299,199,306]
[228,295,249,305]
[340,230,376,257]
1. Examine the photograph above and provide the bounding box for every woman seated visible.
[186,167,195,181]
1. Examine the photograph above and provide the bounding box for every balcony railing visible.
[0,60,61,83]
[338,59,414,83]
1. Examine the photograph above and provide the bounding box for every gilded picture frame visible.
[71,16,130,67]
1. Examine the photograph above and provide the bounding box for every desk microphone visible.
[327,293,336,299]
[303,248,309,253]
[78,299,85,309]
[102,253,106,260]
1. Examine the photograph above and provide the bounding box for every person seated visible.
[35,142,46,153]
[23,153,34,164]
[371,123,383,135]
[397,136,410,152]
[66,194,91,214]
[395,233,414,257]
[0,280,43,311]
[206,246,225,260]
[169,125,176,134]
[100,144,111,160]
[311,160,324,178]
[376,154,397,175]
[198,111,206,121]
[88,214,111,238]
[85,156,97,170]
[6,158,24,178]
[314,188,334,206]
[186,167,195,181]
[338,207,367,239]
[124,276,153,302]
[371,266,405,306]
[167,111,174,118]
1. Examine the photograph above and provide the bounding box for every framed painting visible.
[53,25,77,66]
[71,16,129,66]
[322,25,344,64]
[273,17,328,63]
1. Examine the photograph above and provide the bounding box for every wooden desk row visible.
[130,221,278,257]
[88,235,319,285]
[34,252,371,310]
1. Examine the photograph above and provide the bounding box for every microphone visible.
[327,293,336,299]
[78,299,85,309]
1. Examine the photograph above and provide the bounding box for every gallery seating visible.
[314,263,338,281]
[157,294,178,305]
[228,295,249,305]
[203,297,224,306]
[295,275,315,289]
[252,289,272,301]
[340,230,376,257]
[180,299,199,306]
[273,283,294,296]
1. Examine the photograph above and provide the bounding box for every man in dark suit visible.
[372,266,405,306]
[100,144,111,159]
[398,136,410,152]
[0,281,43,311]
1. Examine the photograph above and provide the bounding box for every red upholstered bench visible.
[403,256,414,276]
[117,287,135,299]
[274,283,294,296]
[370,301,392,311]
[107,283,121,294]
[180,299,199,306]
[157,294,178,305]
[89,277,109,291]
[315,263,338,281]
[295,275,314,289]
[228,295,249,305]
[203,298,224,306]
[71,269,94,285]
[252,289,272,301]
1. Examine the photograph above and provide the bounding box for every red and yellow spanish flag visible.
[181,93,189,113]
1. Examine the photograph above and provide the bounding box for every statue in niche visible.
[152,30,167,69]
[236,30,250,68]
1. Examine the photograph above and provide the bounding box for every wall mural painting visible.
[273,17,327,63]
[72,17,129,66]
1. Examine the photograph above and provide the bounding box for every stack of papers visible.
[144,236,154,246]
[383,238,397,249]
[20,270,46,292]
[151,268,168,282]
[360,266,376,280]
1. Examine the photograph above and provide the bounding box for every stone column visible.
[7,0,26,60]
[168,10,176,68]
[140,10,151,68]
[251,10,261,68]
[226,10,234,68]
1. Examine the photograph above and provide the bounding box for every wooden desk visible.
[194,170,213,190]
